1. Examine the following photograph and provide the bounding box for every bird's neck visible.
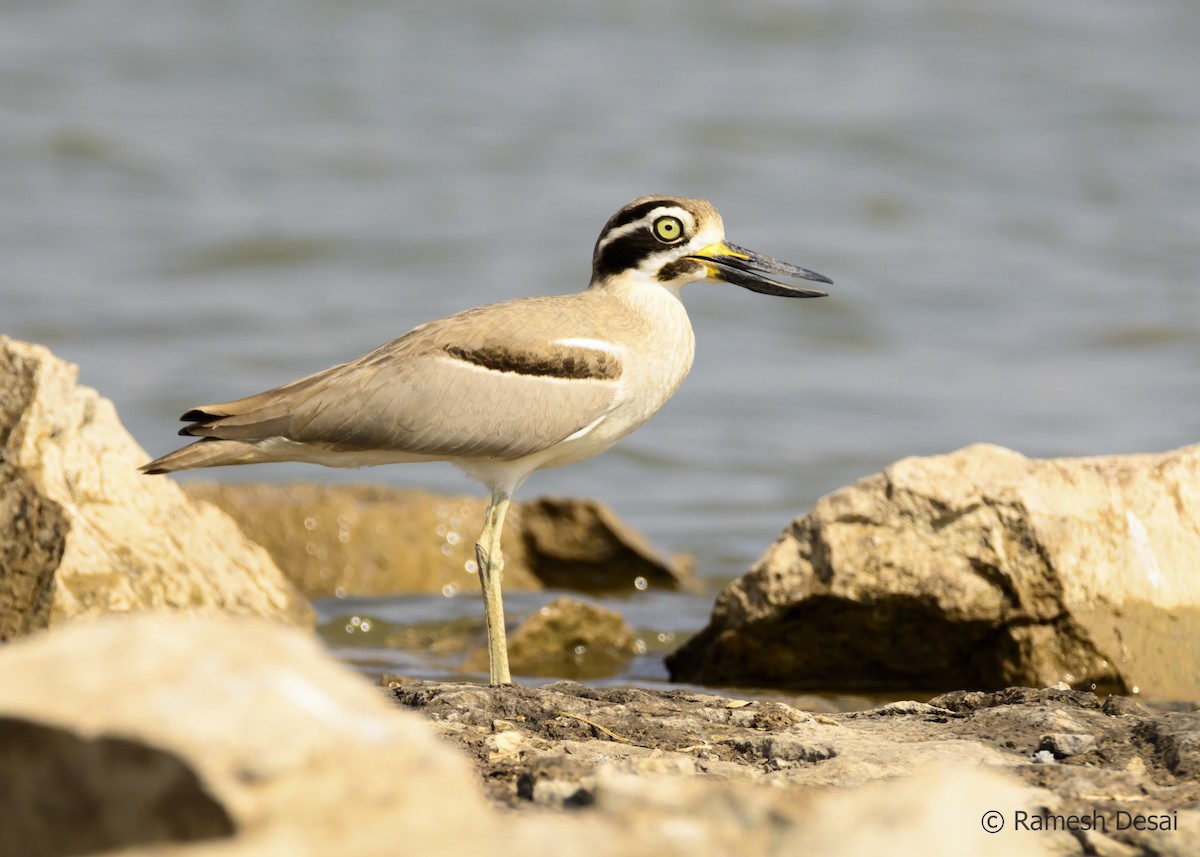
[588,269,689,303]
[585,270,696,376]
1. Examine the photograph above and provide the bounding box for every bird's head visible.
[590,195,831,297]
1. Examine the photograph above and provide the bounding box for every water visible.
[4,1,1198,692]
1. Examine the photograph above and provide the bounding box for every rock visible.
[392,681,1199,857]
[2,611,1194,857]
[183,482,540,597]
[0,338,312,635]
[666,443,1200,701]
[0,614,501,857]
[0,471,65,640]
[520,497,696,593]
[584,765,1052,857]
[391,681,1005,802]
[186,483,693,598]
[462,595,639,679]
[1039,732,1099,758]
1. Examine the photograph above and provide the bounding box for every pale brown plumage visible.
[147,293,633,471]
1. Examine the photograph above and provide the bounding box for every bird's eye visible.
[652,215,684,243]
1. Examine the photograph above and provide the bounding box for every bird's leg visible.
[475,489,512,685]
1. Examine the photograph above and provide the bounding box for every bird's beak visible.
[687,241,831,298]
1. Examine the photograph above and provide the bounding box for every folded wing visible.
[177,296,624,462]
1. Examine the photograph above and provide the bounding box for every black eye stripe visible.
[592,230,662,280]
[590,200,698,280]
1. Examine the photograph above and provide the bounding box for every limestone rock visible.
[0,614,498,857]
[0,337,312,635]
[666,443,1200,701]
[186,483,692,598]
[183,482,538,597]
[0,469,64,640]
[393,681,1199,857]
[587,765,1052,857]
[1,612,1193,857]
[462,595,639,679]
[520,497,695,592]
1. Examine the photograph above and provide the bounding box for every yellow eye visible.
[653,215,684,243]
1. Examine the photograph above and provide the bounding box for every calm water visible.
[4,1,1198,690]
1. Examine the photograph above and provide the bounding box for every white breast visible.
[531,280,696,470]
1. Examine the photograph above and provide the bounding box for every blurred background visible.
[4,0,1198,691]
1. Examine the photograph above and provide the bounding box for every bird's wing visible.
[180,296,625,461]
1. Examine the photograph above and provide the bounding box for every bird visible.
[141,195,831,685]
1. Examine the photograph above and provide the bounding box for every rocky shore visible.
[391,679,1199,855]
[2,336,1197,856]
[1,615,1196,857]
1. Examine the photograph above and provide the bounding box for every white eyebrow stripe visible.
[594,214,657,252]
[594,207,693,253]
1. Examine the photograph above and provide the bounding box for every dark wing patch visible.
[444,343,622,381]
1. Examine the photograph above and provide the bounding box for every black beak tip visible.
[786,285,830,299]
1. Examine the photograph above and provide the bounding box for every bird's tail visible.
[141,439,260,474]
